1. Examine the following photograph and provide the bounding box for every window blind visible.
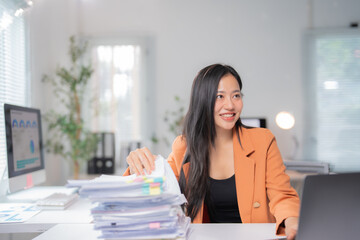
[303,29,360,172]
[0,1,29,181]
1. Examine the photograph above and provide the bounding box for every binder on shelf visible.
[88,132,115,174]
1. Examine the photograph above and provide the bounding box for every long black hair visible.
[179,64,243,221]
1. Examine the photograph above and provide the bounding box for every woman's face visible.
[214,74,243,132]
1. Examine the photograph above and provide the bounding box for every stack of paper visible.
[68,156,190,239]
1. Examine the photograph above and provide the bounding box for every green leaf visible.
[41,35,97,166]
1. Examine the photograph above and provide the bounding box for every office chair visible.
[284,160,330,198]
[284,160,330,174]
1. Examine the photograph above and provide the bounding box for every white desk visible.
[0,198,93,233]
[33,223,285,240]
[0,196,286,239]
[0,182,286,239]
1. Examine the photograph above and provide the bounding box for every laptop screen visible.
[297,172,360,240]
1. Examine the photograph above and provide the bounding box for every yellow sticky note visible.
[150,187,161,195]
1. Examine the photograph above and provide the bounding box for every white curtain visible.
[86,43,146,169]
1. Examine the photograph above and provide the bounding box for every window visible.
[90,45,141,139]
[86,38,155,168]
[0,1,29,181]
[303,29,360,172]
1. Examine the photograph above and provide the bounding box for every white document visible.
[0,203,40,223]
[67,155,181,195]
[146,155,181,195]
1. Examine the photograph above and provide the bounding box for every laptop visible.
[296,172,360,240]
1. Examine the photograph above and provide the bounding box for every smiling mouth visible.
[220,113,236,117]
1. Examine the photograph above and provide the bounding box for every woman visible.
[124,64,300,239]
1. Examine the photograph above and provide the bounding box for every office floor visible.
[0,232,41,240]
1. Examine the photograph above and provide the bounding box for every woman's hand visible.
[284,216,299,240]
[126,147,156,176]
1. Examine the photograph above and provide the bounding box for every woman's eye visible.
[216,95,223,99]
[233,94,241,98]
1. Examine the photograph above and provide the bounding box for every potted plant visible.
[42,36,98,179]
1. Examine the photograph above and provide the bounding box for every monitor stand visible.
[4,186,78,203]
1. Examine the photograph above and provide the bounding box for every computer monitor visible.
[241,117,267,128]
[4,104,46,193]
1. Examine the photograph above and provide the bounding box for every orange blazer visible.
[124,127,300,234]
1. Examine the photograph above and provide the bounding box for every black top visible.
[205,174,242,223]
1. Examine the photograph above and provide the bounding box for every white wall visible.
[28,0,360,184]
[28,0,79,185]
